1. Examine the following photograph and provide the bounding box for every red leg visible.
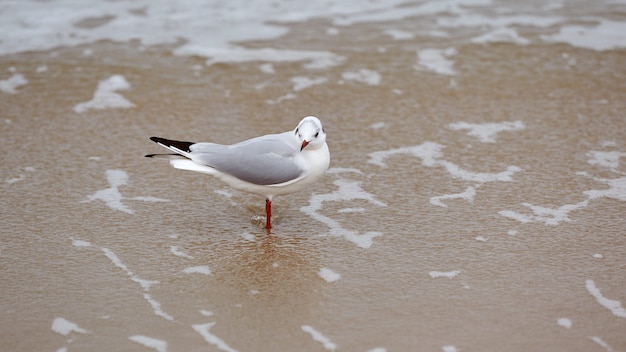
[265,199,272,229]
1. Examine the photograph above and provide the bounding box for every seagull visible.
[145,116,330,229]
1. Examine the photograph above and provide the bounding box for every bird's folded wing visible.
[190,137,303,186]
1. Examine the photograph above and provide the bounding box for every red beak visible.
[300,140,309,151]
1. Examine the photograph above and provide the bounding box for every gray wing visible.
[189,133,303,185]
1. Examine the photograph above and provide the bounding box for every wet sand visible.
[1,2,626,351]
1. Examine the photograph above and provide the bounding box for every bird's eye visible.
[314,132,319,138]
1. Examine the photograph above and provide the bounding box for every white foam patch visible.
[199,309,214,317]
[499,199,589,226]
[333,0,492,26]
[429,270,460,279]
[291,76,328,91]
[71,239,92,247]
[193,322,239,352]
[176,46,345,69]
[301,325,337,351]
[502,174,626,225]
[338,207,366,213]
[589,336,614,352]
[593,253,604,259]
[83,169,169,214]
[587,151,626,170]
[475,236,487,242]
[448,121,525,143]
[384,29,414,40]
[51,317,89,336]
[368,348,387,352]
[129,335,168,352]
[259,63,275,74]
[438,13,563,29]
[369,142,521,183]
[183,266,211,275]
[442,346,458,352]
[266,93,296,105]
[214,189,233,198]
[301,173,386,249]
[74,75,135,113]
[585,176,626,202]
[370,122,387,130]
[318,268,341,283]
[430,186,476,207]
[240,232,256,241]
[0,73,27,94]
[6,174,25,184]
[415,48,457,76]
[557,318,572,329]
[170,246,193,259]
[585,279,626,319]
[100,247,173,320]
[471,27,530,45]
[341,69,381,86]
[541,19,626,51]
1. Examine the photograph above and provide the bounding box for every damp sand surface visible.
[1,1,626,351]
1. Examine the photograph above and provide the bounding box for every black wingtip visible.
[145,154,156,158]
[149,136,195,152]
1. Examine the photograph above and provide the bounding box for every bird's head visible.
[294,116,326,151]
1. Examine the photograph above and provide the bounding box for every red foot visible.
[265,199,272,229]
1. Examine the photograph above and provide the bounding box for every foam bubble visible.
[300,175,386,249]
[182,266,211,275]
[193,322,239,352]
[442,346,458,352]
[429,270,460,279]
[448,121,525,143]
[199,310,214,317]
[585,176,626,202]
[341,69,381,86]
[74,75,135,113]
[585,279,626,319]
[83,169,168,214]
[589,336,614,352]
[541,19,626,51]
[430,186,476,208]
[129,335,168,352]
[170,246,193,259]
[51,317,89,336]
[471,27,530,45]
[557,318,572,329]
[384,29,414,40]
[0,73,28,94]
[369,142,521,183]
[291,76,328,91]
[587,151,626,170]
[369,122,387,130]
[72,239,92,247]
[318,268,341,283]
[301,325,337,351]
[415,48,456,76]
[99,247,172,320]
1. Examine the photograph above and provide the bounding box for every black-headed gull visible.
[146,116,330,229]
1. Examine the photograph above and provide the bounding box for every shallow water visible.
[1,1,626,351]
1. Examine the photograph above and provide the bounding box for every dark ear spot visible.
[295,128,299,135]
